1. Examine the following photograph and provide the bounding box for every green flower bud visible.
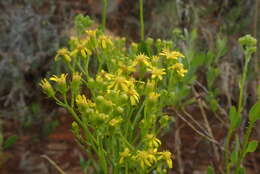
[145,37,154,46]
[239,34,257,48]
[96,96,105,102]
[116,106,124,114]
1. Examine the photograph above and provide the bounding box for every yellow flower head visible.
[72,42,92,58]
[109,117,123,127]
[72,72,81,83]
[158,151,173,168]
[125,87,139,105]
[76,95,96,108]
[119,148,131,164]
[55,48,71,62]
[148,92,160,103]
[85,29,97,38]
[169,63,187,77]
[98,35,113,49]
[145,134,161,148]
[97,70,114,82]
[50,74,67,85]
[134,150,157,169]
[151,56,160,64]
[148,66,166,80]
[108,75,132,92]
[118,61,135,74]
[96,112,109,121]
[132,54,150,67]
[50,74,68,93]
[159,49,185,60]
[39,79,55,97]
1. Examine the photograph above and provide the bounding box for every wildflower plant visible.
[223,35,259,174]
[40,14,188,173]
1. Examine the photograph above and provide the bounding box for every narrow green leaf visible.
[207,166,215,174]
[249,101,260,123]
[246,140,258,153]
[229,106,241,130]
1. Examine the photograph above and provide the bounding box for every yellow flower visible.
[85,29,97,38]
[108,76,131,92]
[132,54,150,67]
[118,61,135,74]
[76,95,96,108]
[158,151,173,168]
[55,48,71,62]
[145,134,161,148]
[151,56,160,64]
[50,74,68,93]
[97,70,114,81]
[72,72,81,82]
[148,92,160,103]
[98,35,113,49]
[159,49,185,60]
[39,79,55,97]
[169,63,187,77]
[119,148,131,164]
[134,150,157,168]
[72,42,92,58]
[96,112,109,121]
[109,118,123,127]
[125,88,139,105]
[148,66,166,80]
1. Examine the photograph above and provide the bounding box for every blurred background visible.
[0,0,259,174]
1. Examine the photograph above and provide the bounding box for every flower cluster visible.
[40,27,187,173]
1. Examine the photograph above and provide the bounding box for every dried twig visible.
[195,80,228,128]
[192,87,220,162]
[41,154,67,174]
[175,119,184,174]
[174,110,219,146]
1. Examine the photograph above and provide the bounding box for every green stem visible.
[224,130,233,174]
[237,55,250,114]
[119,132,135,151]
[139,0,144,41]
[102,0,108,31]
[131,100,145,140]
[234,122,254,174]
[0,119,2,153]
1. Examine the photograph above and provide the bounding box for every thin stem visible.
[224,130,233,174]
[102,0,108,31]
[41,155,67,174]
[237,56,250,114]
[253,0,259,74]
[234,122,254,174]
[139,0,144,40]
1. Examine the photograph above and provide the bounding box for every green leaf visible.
[229,106,241,130]
[249,101,260,123]
[206,166,215,174]
[230,149,238,164]
[246,140,258,153]
[238,167,246,174]
[3,135,18,150]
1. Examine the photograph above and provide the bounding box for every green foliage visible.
[3,135,18,150]
[74,15,94,35]
[207,166,215,174]
[249,101,260,123]
[224,35,258,174]
[40,13,190,173]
